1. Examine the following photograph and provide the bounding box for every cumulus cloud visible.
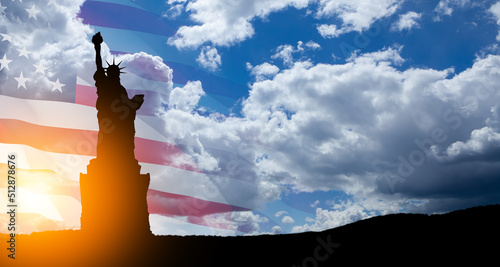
[158,43,500,220]
[442,126,500,160]
[167,0,311,49]
[255,51,500,211]
[167,0,404,48]
[282,215,295,224]
[490,1,500,41]
[169,81,205,112]
[271,225,283,234]
[275,210,288,217]
[163,0,188,19]
[317,24,343,39]
[271,40,319,67]
[304,40,321,50]
[434,0,469,20]
[316,0,402,36]
[247,62,280,82]
[292,203,369,232]
[346,45,405,65]
[196,46,222,71]
[232,211,269,235]
[392,11,422,32]
[272,44,297,67]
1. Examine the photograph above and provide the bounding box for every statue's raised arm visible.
[92,32,104,72]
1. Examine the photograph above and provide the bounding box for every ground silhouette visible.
[1,205,499,266]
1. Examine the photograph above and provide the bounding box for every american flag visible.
[0,0,252,235]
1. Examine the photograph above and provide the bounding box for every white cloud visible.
[291,202,369,232]
[163,4,185,19]
[347,45,405,65]
[232,211,269,235]
[282,215,295,224]
[157,39,500,222]
[392,11,422,32]
[167,0,403,47]
[305,40,321,50]
[271,225,283,234]
[247,62,280,82]
[115,51,174,95]
[272,44,296,67]
[317,24,343,39]
[434,0,469,20]
[169,81,205,112]
[271,40,319,67]
[316,0,402,36]
[443,126,500,160]
[196,46,222,71]
[168,0,311,49]
[275,210,288,217]
[305,216,315,222]
[490,2,500,41]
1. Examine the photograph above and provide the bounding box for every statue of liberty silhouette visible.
[91,32,144,164]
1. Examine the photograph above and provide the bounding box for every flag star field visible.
[1,0,500,236]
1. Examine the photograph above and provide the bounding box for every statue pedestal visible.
[80,158,151,238]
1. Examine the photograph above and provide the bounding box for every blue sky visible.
[2,0,500,235]
[77,0,500,235]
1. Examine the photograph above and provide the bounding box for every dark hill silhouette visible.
[1,204,499,266]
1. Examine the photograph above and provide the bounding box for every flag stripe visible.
[0,144,92,181]
[0,143,252,209]
[1,0,255,234]
[79,1,176,36]
[148,189,249,216]
[0,164,81,201]
[0,94,170,147]
[0,118,201,172]
[84,25,247,115]
[0,161,247,229]
[0,94,243,163]
[75,83,164,116]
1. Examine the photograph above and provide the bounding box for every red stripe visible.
[75,84,97,107]
[147,189,248,217]
[0,164,246,230]
[148,189,248,230]
[0,118,201,172]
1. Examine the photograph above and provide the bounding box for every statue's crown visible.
[105,58,125,76]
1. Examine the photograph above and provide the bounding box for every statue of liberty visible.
[91,32,144,164]
[80,32,151,237]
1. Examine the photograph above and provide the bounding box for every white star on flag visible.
[0,54,13,71]
[14,72,29,89]
[50,78,65,93]
[17,47,31,58]
[1,33,13,43]
[26,5,40,20]
[33,62,47,75]
[47,0,58,7]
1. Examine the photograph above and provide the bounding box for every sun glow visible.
[1,166,81,234]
